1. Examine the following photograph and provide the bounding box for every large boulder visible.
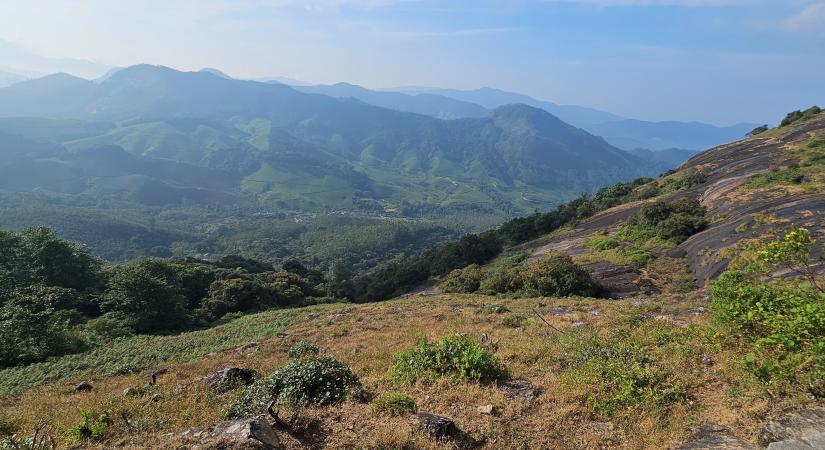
[676,423,756,450]
[416,413,457,439]
[761,407,825,445]
[174,415,281,449]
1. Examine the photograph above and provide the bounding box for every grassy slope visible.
[0,293,814,449]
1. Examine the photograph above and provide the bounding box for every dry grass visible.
[1,292,819,449]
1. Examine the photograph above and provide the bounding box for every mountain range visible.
[0,64,673,213]
[297,83,757,151]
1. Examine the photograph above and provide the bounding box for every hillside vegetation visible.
[1,110,823,449]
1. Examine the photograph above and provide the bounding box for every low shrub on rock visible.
[438,264,484,293]
[392,334,500,383]
[224,356,360,419]
[518,252,600,297]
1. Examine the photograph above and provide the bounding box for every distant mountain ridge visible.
[0,64,674,216]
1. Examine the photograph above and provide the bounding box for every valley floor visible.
[2,292,820,449]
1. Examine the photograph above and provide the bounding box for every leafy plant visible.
[502,314,528,328]
[391,334,500,383]
[711,228,825,393]
[224,356,360,419]
[66,409,108,442]
[438,264,484,294]
[563,332,687,419]
[370,392,417,416]
[287,340,319,359]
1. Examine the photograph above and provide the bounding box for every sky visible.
[0,0,823,125]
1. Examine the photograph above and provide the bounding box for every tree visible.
[327,259,354,299]
[19,227,103,292]
[0,292,83,368]
[102,260,190,332]
[757,227,823,293]
[747,125,769,137]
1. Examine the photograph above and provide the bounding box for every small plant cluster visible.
[391,334,500,383]
[748,166,804,188]
[711,228,824,394]
[225,356,360,419]
[66,409,108,443]
[585,234,654,268]
[563,331,687,419]
[622,198,707,244]
[439,252,599,298]
[370,392,417,416]
[287,340,320,359]
[779,105,821,127]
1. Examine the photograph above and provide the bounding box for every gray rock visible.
[416,413,456,438]
[74,382,93,392]
[202,367,259,394]
[766,439,816,450]
[676,423,756,450]
[498,379,542,399]
[175,415,281,449]
[803,431,825,449]
[761,407,825,444]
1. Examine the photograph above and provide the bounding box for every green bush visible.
[370,392,417,416]
[66,409,108,442]
[623,198,707,244]
[502,314,528,328]
[391,334,500,383]
[519,252,600,298]
[287,340,319,359]
[780,106,821,127]
[748,167,805,188]
[711,228,825,392]
[438,264,484,293]
[225,356,360,419]
[564,332,687,419]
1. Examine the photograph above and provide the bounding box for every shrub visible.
[564,332,687,419]
[288,340,319,359]
[780,106,821,127]
[391,334,500,383]
[624,198,707,244]
[748,167,804,188]
[711,228,825,392]
[519,252,600,298]
[502,314,528,328]
[438,264,484,293]
[370,392,417,416]
[66,409,108,442]
[225,356,360,419]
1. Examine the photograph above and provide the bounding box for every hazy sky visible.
[0,0,823,125]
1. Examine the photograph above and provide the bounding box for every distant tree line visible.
[350,177,657,301]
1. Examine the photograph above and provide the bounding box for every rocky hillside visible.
[510,112,825,298]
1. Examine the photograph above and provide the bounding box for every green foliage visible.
[438,264,485,293]
[225,356,360,419]
[354,178,656,301]
[748,167,804,188]
[518,252,600,297]
[669,168,707,191]
[0,289,85,368]
[747,124,770,137]
[502,314,528,328]
[711,228,825,393]
[370,392,417,416]
[0,306,298,395]
[288,340,320,359]
[66,409,108,442]
[779,106,821,127]
[623,198,707,244]
[564,331,687,419]
[391,334,500,383]
[102,260,191,333]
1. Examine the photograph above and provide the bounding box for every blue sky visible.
[0,0,823,125]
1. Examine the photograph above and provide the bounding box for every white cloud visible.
[781,2,825,34]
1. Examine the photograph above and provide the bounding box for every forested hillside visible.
[0,65,677,266]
